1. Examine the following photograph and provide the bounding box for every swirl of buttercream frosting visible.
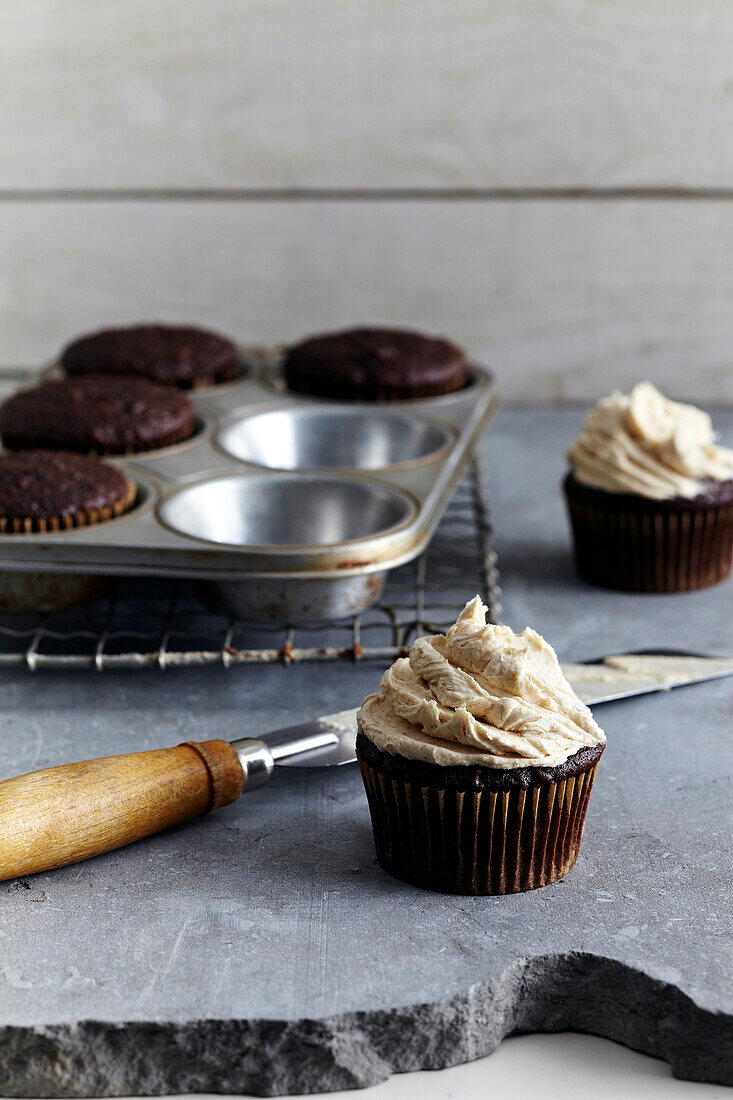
[566,382,733,501]
[357,597,605,769]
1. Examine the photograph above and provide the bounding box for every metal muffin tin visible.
[0,353,498,623]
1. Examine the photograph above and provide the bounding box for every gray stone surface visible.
[0,407,731,1095]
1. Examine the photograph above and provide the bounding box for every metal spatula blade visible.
[259,711,360,768]
[270,650,733,768]
[565,649,733,706]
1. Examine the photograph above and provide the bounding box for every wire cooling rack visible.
[0,459,501,671]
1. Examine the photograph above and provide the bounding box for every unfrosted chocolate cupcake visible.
[356,598,605,895]
[564,383,733,592]
[61,324,240,389]
[284,326,467,401]
[0,451,136,534]
[0,375,195,455]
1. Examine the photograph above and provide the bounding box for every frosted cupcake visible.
[565,383,733,592]
[356,598,605,895]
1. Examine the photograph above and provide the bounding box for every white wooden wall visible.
[2,0,732,401]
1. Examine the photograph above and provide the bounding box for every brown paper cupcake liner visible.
[358,754,599,895]
[564,475,733,592]
[0,478,137,535]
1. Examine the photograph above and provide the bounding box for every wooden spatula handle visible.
[0,740,246,881]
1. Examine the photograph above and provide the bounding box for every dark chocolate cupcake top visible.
[284,326,467,399]
[564,470,733,511]
[0,375,194,454]
[61,324,239,387]
[0,451,132,521]
[358,597,605,770]
[356,729,604,791]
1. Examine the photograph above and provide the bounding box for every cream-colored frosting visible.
[357,597,606,769]
[566,382,733,500]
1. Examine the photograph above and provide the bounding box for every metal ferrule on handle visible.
[230,738,275,791]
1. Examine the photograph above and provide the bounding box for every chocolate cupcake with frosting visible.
[357,597,605,895]
[564,383,733,592]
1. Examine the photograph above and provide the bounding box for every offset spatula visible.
[0,650,730,882]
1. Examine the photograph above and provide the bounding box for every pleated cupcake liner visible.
[564,479,733,592]
[358,755,599,895]
[0,478,137,535]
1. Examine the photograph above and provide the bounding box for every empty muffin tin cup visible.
[158,473,415,623]
[158,473,413,548]
[216,407,453,471]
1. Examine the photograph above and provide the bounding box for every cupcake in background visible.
[284,326,467,401]
[564,383,733,592]
[0,450,136,534]
[357,597,605,895]
[0,375,195,455]
[61,323,240,389]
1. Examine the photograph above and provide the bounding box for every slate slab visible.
[0,407,731,1095]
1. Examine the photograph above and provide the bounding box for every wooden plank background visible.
[1,0,732,400]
